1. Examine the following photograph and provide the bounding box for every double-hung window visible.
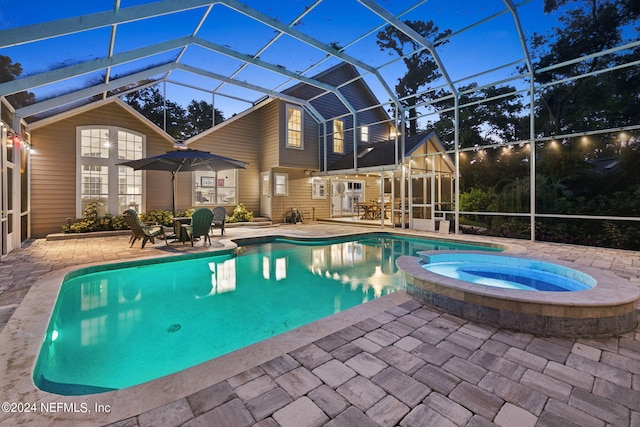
[77,127,144,217]
[286,105,303,149]
[274,173,288,196]
[361,126,369,143]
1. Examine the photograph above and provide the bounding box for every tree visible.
[528,0,640,136]
[123,86,225,140]
[376,21,451,137]
[184,100,225,138]
[123,86,183,139]
[0,55,35,108]
[431,83,527,149]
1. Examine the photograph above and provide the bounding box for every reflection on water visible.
[206,258,236,296]
[309,241,397,298]
[37,235,495,394]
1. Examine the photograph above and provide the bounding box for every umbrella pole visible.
[172,171,177,216]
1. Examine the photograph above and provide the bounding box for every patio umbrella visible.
[119,148,247,215]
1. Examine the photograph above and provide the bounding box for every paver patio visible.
[0,223,639,426]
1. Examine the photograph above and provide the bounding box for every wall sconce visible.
[7,131,21,147]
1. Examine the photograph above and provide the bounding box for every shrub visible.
[226,203,253,223]
[175,209,195,218]
[140,209,174,227]
[61,201,128,233]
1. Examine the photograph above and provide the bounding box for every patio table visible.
[170,217,191,243]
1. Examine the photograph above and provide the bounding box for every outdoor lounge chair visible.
[123,209,167,249]
[211,206,227,236]
[185,208,214,246]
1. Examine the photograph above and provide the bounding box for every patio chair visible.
[122,209,167,249]
[185,208,214,246]
[211,206,227,236]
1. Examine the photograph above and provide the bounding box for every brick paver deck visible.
[1,223,639,426]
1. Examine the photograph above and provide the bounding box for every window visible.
[82,164,108,202]
[80,128,109,158]
[193,169,237,206]
[361,126,369,143]
[77,127,143,217]
[333,119,344,153]
[312,177,327,199]
[274,173,288,196]
[286,105,303,148]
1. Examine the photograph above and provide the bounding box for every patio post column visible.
[529,76,536,241]
[454,93,460,234]
[323,121,328,173]
[400,109,407,228]
[380,172,385,228]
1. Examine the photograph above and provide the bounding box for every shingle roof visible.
[328,131,445,171]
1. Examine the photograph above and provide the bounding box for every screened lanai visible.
[0,0,639,254]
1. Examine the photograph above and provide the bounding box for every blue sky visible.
[0,0,559,120]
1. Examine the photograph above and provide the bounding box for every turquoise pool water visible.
[34,233,499,395]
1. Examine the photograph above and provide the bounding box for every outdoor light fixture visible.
[7,131,21,147]
[619,132,629,147]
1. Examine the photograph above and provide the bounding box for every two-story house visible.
[20,62,453,241]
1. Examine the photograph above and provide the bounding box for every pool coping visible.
[398,251,640,338]
[1,231,496,426]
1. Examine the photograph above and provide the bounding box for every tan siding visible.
[269,168,330,223]
[259,100,279,169]
[188,108,262,215]
[30,102,174,238]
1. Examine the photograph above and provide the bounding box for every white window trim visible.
[285,104,304,149]
[311,177,327,199]
[192,169,238,206]
[76,126,145,217]
[274,172,289,196]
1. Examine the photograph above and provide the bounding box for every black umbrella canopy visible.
[119,148,247,215]
[119,148,247,172]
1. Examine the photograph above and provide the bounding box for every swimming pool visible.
[34,233,500,395]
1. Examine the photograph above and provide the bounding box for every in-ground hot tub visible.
[397,251,639,337]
